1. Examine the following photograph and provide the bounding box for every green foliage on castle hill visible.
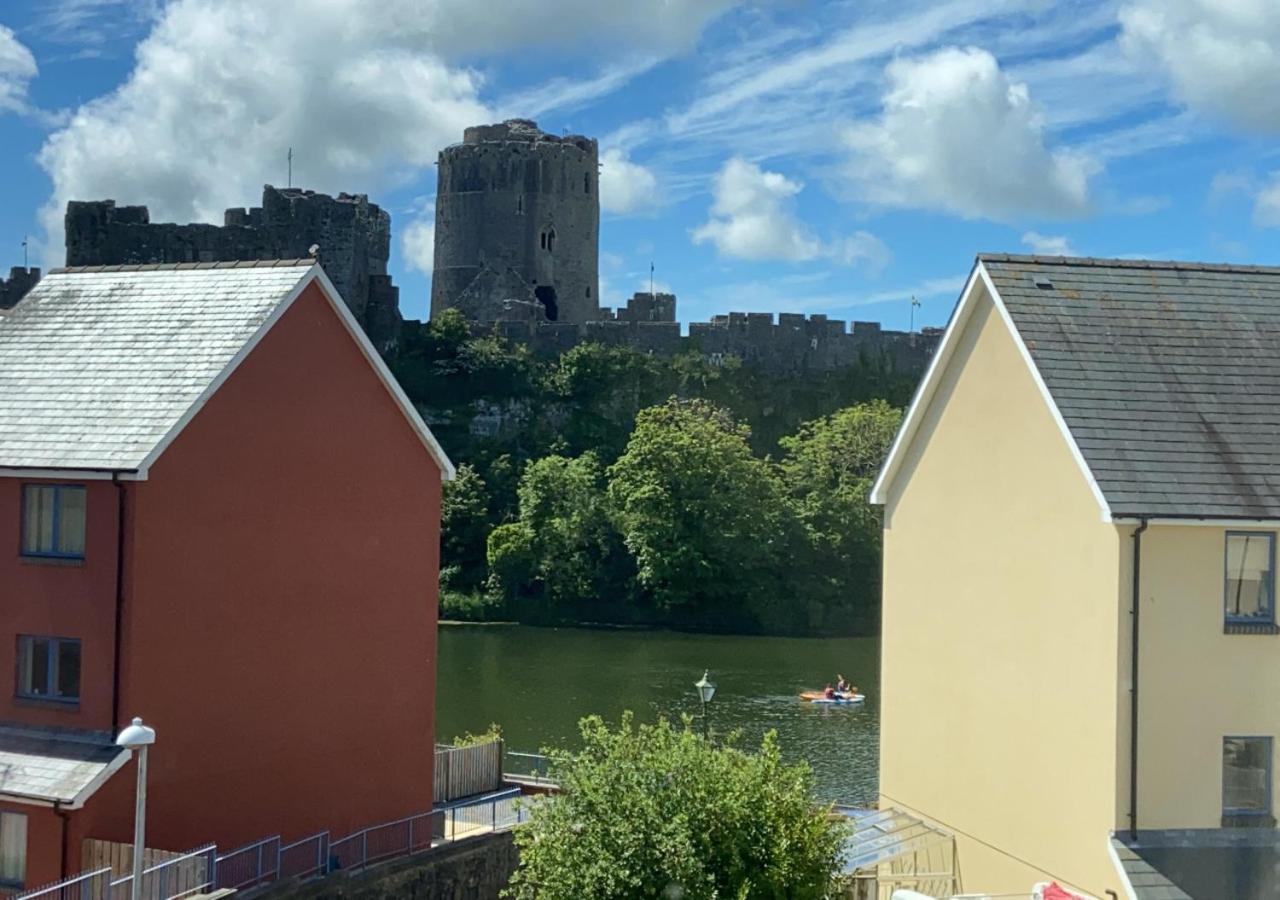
[392,309,912,636]
[504,714,848,900]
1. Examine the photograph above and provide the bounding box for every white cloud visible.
[36,0,734,260]
[1254,174,1280,228]
[1021,231,1076,255]
[401,215,435,274]
[1121,0,1280,132]
[842,46,1095,220]
[599,148,659,215]
[692,157,889,269]
[0,26,38,115]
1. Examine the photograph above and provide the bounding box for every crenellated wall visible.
[64,186,402,351]
[0,267,40,310]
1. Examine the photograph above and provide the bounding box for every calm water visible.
[436,624,880,804]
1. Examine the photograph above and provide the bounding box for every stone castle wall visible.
[64,186,402,351]
[0,267,41,310]
[432,119,600,325]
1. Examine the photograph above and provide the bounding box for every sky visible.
[1,0,1280,330]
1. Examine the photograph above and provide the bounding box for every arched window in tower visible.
[516,195,524,215]
[584,172,590,194]
[542,228,556,253]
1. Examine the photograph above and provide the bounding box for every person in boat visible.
[823,684,836,699]
[836,675,850,694]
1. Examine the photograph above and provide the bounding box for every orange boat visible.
[799,690,864,704]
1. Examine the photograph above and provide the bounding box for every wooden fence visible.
[433,741,503,803]
[80,841,211,900]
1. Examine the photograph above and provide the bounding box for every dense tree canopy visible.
[398,322,915,635]
[505,714,847,900]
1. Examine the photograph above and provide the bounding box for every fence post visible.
[492,799,497,830]
[208,848,217,894]
[409,816,415,853]
[319,833,329,879]
[361,831,368,870]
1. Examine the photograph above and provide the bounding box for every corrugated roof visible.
[0,723,128,806]
[983,254,1280,519]
[0,263,314,471]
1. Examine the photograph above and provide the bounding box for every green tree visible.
[608,398,799,631]
[778,400,903,631]
[548,343,667,461]
[505,714,847,900]
[488,453,632,617]
[440,463,491,591]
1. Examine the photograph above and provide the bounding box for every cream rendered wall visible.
[880,286,1125,898]
[1135,524,1280,828]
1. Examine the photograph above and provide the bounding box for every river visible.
[436,623,880,804]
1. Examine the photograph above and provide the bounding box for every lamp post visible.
[694,670,716,740]
[116,717,156,900]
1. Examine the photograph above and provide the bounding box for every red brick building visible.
[0,261,452,889]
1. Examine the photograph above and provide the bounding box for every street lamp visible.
[116,717,156,900]
[694,671,716,740]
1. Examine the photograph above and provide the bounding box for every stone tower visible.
[431,119,600,323]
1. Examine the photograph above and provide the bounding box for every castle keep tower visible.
[431,119,600,323]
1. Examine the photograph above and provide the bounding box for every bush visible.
[439,588,504,622]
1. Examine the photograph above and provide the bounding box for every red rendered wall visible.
[74,282,441,855]
[0,478,121,732]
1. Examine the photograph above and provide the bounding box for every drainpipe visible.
[54,802,70,879]
[1129,518,1148,842]
[111,474,127,733]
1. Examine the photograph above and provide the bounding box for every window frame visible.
[15,635,82,705]
[20,483,87,560]
[1222,735,1274,819]
[1224,530,1276,627]
[0,811,27,889]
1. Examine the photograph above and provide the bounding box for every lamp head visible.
[694,670,716,704]
[116,717,156,749]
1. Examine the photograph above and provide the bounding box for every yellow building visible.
[870,255,1280,900]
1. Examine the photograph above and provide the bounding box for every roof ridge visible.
[48,259,316,274]
[978,252,1280,275]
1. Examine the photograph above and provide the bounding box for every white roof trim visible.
[870,260,1112,523]
[132,265,454,481]
[0,469,123,480]
[68,747,132,809]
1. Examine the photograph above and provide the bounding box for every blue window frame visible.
[1225,531,1276,625]
[16,636,81,704]
[1224,736,1273,818]
[20,484,86,559]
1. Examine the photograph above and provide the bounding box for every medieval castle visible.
[0,118,939,374]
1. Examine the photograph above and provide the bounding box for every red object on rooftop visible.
[1041,883,1084,900]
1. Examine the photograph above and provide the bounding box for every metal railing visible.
[14,867,112,900]
[214,836,280,892]
[18,790,526,900]
[109,845,216,900]
[503,751,555,785]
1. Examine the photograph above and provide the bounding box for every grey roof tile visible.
[0,263,314,470]
[0,722,127,804]
[983,254,1280,518]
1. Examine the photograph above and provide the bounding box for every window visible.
[21,484,86,558]
[516,195,524,215]
[584,172,590,194]
[542,228,556,253]
[1226,532,1275,626]
[0,812,26,888]
[17,636,81,703]
[1224,736,1273,820]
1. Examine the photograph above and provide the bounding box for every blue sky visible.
[2,0,1280,330]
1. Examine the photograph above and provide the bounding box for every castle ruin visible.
[0,267,41,311]
[63,186,403,351]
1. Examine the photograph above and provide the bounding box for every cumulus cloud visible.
[36,0,734,260]
[1254,174,1280,228]
[0,26,37,115]
[401,215,436,274]
[693,157,889,269]
[599,148,659,215]
[1121,0,1280,132]
[842,47,1094,220]
[1021,231,1076,255]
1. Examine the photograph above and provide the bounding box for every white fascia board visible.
[1114,517,1280,528]
[869,263,984,506]
[980,263,1112,523]
[0,469,123,481]
[67,748,133,810]
[308,267,457,481]
[869,260,1113,525]
[1106,834,1140,900]
[133,265,456,481]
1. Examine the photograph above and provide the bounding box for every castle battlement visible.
[0,266,41,310]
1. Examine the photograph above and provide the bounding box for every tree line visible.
[391,310,912,636]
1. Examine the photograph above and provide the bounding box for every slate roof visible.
[983,254,1280,519]
[0,722,128,805]
[0,261,315,471]
[1110,839,1193,900]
